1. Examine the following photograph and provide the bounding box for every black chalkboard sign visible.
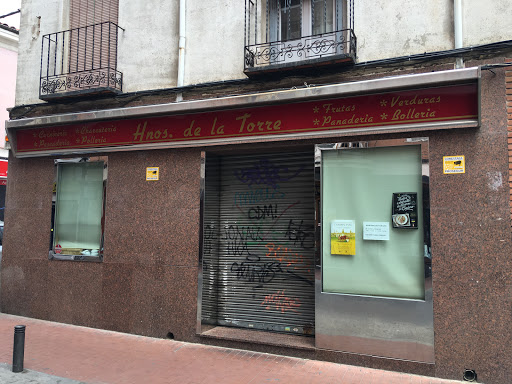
[392,193,418,229]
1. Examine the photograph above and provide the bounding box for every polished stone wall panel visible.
[104,149,201,266]
[429,68,512,383]
[0,259,49,318]
[129,264,198,340]
[46,261,104,328]
[100,263,134,333]
[2,156,54,262]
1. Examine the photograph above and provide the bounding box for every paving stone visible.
[0,313,465,384]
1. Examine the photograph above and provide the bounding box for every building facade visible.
[0,23,17,220]
[2,1,512,383]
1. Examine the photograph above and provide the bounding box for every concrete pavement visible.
[0,362,86,384]
[0,313,464,384]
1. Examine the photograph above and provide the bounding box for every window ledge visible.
[40,87,122,102]
[244,53,355,78]
[199,326,315,351]
[49,252,103,262]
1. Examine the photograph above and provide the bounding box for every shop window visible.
[320,144,426,299]
[315,138,434,362]
[50,157,107,261]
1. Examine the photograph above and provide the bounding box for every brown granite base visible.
[198,327,435,377]
[200,326,315,350]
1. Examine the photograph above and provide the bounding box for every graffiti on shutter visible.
[202,151,315,335]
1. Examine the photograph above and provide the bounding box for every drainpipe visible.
[454,0,464,68]
[176,0,186,101]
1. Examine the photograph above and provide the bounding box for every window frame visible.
[269,0,344,42]
[49,156,108,262]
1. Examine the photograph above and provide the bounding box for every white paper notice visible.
[363,222,390,241]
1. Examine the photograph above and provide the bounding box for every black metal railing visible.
[245,29,356,68]
[40,22,123,99]
[244,0,356,71]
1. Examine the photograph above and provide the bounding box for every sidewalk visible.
[0,362,86,384]
[0,313,463,384]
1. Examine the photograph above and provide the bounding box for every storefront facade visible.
[2,64,511,383]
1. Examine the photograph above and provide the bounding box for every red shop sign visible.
[16,83,478,155]
[0,160,7,178]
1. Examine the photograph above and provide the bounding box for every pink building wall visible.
[0,46,17,150]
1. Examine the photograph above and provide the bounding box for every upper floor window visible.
[244,0,356,74]
[272,0,341,41]
[69,0,119,29]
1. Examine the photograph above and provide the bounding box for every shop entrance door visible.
[315,138,434,362]
[201,151,316,335]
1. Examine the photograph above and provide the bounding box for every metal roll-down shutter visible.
[202,151,315,335]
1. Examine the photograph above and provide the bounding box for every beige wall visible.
[13,0,512,105]
[0,28,18,156]
[117,0,179,92]
[184,0,244,85]
[15,0,66,105]
[354,0,453,62]
[463,0,512,46]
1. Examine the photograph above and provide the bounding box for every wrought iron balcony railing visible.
[245,28,356,69]
[40,22,123,100]
[244,0,356,75]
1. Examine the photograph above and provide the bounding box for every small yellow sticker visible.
[146,167,159,180]
[443,156,465,174]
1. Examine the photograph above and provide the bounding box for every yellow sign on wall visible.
[146,167,159,180]
[443,156,465,174]
[330,220,356,255]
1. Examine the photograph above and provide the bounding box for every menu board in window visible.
[392,193,418,229]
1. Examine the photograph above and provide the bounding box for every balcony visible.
[40,22,123,101]
[244,0,356,77]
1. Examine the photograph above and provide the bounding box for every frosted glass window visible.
[54,162,104,254]
[321,146,425,300]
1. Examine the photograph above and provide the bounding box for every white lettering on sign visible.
[396,195,415,211]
